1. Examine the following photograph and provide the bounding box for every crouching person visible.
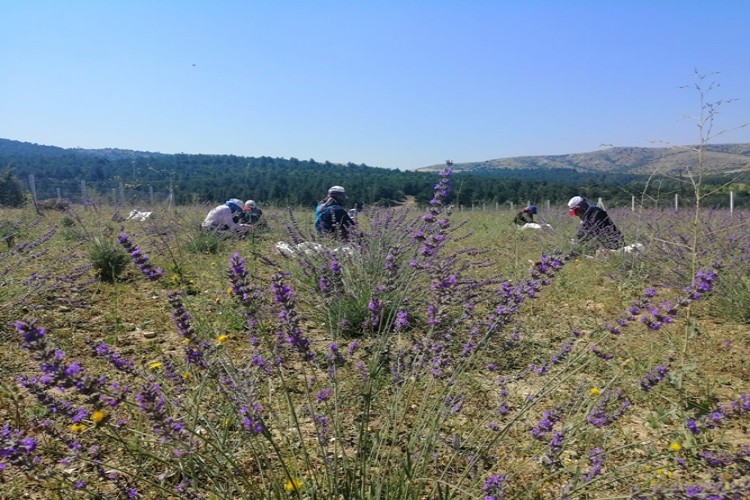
[240,200,264,225]
[567,196,623,252]
[514,204,537,226]
[315,185,355,240]
[201,198,250,237]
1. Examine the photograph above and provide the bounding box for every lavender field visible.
[1,170,749,499]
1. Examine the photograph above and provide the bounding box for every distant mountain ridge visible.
[418,144,750,175]
[0,138,166,161]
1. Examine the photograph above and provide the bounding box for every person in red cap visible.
[567,196,623,250]
[240,200,264,225]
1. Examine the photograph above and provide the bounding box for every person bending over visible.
[567,196,623,250]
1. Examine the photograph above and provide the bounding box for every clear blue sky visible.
[2,1,749,170]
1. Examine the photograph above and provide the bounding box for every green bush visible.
[0,169,25,208]
[89,237,130,282]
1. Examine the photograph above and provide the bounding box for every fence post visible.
[546,200,550,210]
[597,197,605,210]
[674,193,679,212]
[56,188,62,201]
[28,174,38,207]
[632,195,635,211]
[510,201,514,211]
[730,191,734,214]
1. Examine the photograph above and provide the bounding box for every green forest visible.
[2,139,749,208]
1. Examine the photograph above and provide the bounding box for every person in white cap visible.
[567,195,623,250]
[240,199,263,225]
[201,198,250,236]
[315,185,355,239]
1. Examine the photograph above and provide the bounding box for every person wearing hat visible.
[201,198,250,236]
[567,196,623,250]
[315,185,355,239]
[240,199,263,225]
[514,204,538,226]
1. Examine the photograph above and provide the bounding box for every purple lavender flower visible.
[240,403,265,435]
[316,388,333,402]
[91,341,136,374]
[482,473,507,500]
[0,425,38,469]
[167,291,207,367]
[639,363,670,392]
[117,232,163,280]
[272,272,313,361]
[531,409,561,441]
[685,392,750,435]
[582,447,605,483]
[445,394,464,414]
[393,309,409,332]
[587,389,631,427]
[588,344,614,361]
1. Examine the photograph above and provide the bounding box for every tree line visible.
[1,139,749,209]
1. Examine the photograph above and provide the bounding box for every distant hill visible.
[418,144,750,176]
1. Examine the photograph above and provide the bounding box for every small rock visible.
[142,330,158,339]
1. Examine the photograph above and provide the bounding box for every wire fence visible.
[1,174,744,214]
[2,175,173,211]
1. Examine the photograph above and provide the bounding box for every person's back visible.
[202,198,248,235]
[572,201,623,250]
[514,205,537,226]
[315,186,355,239]
[202,204,233,230]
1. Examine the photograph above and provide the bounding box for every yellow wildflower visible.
[182,371,192,380]
[669,442,682,452]
[284,478,303,492]
[216,335,229,344]
[227,287,234,295]
[71,423,86,432]
[171,274,181,282]
[590,387,600,396]
[149,361,163,370]
[91,410,107,424]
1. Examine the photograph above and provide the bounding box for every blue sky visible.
[2,1,749,170]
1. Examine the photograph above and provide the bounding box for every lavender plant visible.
[1,172,749,499]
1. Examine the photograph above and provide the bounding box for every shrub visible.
[89,237,130,282]
[0,169,25,207]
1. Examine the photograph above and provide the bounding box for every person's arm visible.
[576,212,595,243]
[339,207,355,227]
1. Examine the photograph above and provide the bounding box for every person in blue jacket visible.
[315,185,355,239]
[567,196,624,250]
[514,204,537,225]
